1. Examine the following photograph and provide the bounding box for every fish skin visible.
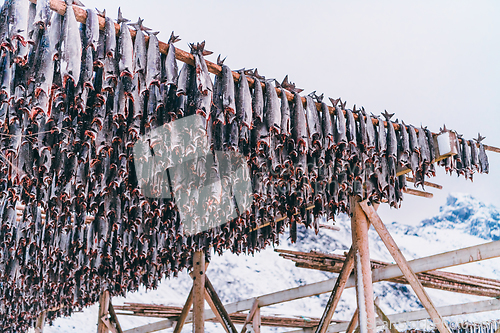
[469,139,479,171]
[418,126,430,163]
[407,124,419,154]
[400,121,410,156]
[211,59,224,125]
[331,99,346,147]
[265,80,281,134]
[291,92,308,152]
[359,108,375,151]
[376,117,386,155]
[33,26,54,114]
[305,95,321,147]
[60,0,82,87]
[104,16,116,58]
[176,62,191,96]
[0,1,11,51]
[85,9,99,52]
[236,69,252,130]
[221,64,236,117]
[345,107,356,146]
[164,32,179,86]
[34,0,51,28]
[385,119,397,159]
[146,32,161,87]
[355,108,367,150]
[117,14,133,78]
[461,139,471,170]
[191,43,213,120]
[11,0,30,47]
[280,88,291,137]
[477,142,489,173]
[252,78,264,123]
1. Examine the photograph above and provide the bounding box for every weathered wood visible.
[128,238,500,333]
[205,276,237,333]
[345,309,359,333]
[108,302,124,333]
[253,306,261,333]
[315,247,355,333]
[98,290,111,333]
[290,299,500,333]
[34,311,46,333]
[405,177,443,189]
[192,251,206,333]
[351,197,376,333]
[122,320,174,333]
[373,298,399,333]
[319,224,341,231]
[172,287,193,333]
[402,188,433,198]
[241,299,260,333]
[359,200,450,333]
[101,316,118,333]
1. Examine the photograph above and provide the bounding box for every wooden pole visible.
[108,302,124,333]
[252,306,261,333]
[374,298,399,333]
[204,276,238,333]
[359,200,451,333]
[351,197,376,333]
[173,287,193,333]
[315,247,355,333]
[35,311,46,333]
[345,308,359,333]
[241,299,260,333]
[192,251,206,333]
[98,290,111,333]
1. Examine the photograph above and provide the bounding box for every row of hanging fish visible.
[0,0,490,331]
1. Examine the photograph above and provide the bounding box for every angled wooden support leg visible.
[204,276,238,333]
[240,299,259,333]
[345,308,359,333]
[351,197,376,333]
[315,247,355,333]
[359,200,451,333]
[108,301,124,333]
[192,250,206,333]
[35,311,46,333]
[374,298,399,333]
[253,306,261,333]
[98,290,111,333]
[173,287,193,333]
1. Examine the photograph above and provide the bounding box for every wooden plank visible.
[123,320,174,333]
[192,251,206,333]
[351,197,376,333]
[402,188,433,199]
[108,302,124,333]
[405,177,442,190]
[359,200,451,333]
[253,306,261,333]
[241,299,260,333]
[373,298,399,333]
[204,276,238,333]
[98,290,111,333]
[130,239,500,332]
[315,248,355,333]
[173,287,193,333]
[345,309,358,333]
[35,311,46,333]
[319,224,341,231]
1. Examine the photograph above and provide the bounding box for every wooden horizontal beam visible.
[402,188,433,199]
[129,239,500,332]
[405,177,443,190]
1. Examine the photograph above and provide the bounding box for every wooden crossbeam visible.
[128,239,500,333]
[315,248,355,333]
[406,177,443,189]
[358,200,450,333]
[374,298,399,333]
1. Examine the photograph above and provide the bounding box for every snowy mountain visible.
[40,193,500,332]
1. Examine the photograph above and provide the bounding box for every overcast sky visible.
[84,0,500,226]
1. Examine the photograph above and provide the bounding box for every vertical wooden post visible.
[351,196,376,333]
[252,306,261,333]
[35,311,46,333]
[192,250,206,333]
[97,290,110,333]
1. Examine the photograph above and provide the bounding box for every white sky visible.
[83,0,500,226]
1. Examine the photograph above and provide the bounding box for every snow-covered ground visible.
[39,193,500,332]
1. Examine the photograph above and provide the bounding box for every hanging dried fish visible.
[265,80,281,134]
[164,32,180,86]
[60,0,82,88]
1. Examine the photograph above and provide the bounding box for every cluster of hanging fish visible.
[0,0,490,331]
